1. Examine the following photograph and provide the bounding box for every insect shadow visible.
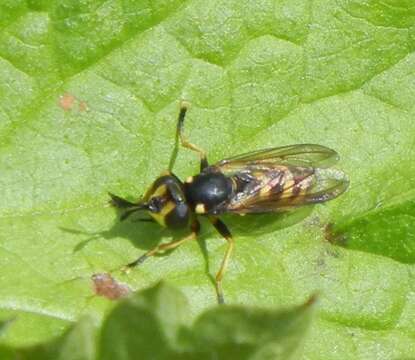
[61,213,166,255]
[61,204,312,289]
[221,206,314,237]
[61,211,215,283]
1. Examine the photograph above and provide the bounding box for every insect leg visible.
[177,101,208,171]
[208,216,234,304]
[124,220,200,269]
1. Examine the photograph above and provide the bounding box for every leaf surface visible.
[1,0,415,358]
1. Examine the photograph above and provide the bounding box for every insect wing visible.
[203,144,347,215]
[213,144,339,175]
[226,168,349,214]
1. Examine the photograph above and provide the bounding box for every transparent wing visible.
[224,168,349,214]
[211,144,339,175]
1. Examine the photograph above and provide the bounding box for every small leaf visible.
[0,317,96,360]
[99,283,315,359]
[190,295,316,359]
[98,282,189,360]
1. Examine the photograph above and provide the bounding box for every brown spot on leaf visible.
[92,273,130,300]
[58,93,88,113]
[59,93,76,111]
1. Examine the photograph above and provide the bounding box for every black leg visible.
[208,216,234,304]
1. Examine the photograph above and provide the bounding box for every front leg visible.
[208,216,234,304]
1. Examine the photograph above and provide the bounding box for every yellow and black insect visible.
[109,103,349,304]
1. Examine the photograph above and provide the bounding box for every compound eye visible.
[148,197,164,213]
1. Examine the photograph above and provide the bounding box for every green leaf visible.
[328,194,415,264]
[190,295,315,359]
[98,282,190,360]
[1,0,415,359]
[100,282,315,360]
[0,283,314,359]
[0,317,96,360]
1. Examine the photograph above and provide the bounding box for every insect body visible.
[109,103,349,304]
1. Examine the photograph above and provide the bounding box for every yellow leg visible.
[209,216,234,304]
[124,221,199,269]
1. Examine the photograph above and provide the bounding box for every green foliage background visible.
[1,0,415,359]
